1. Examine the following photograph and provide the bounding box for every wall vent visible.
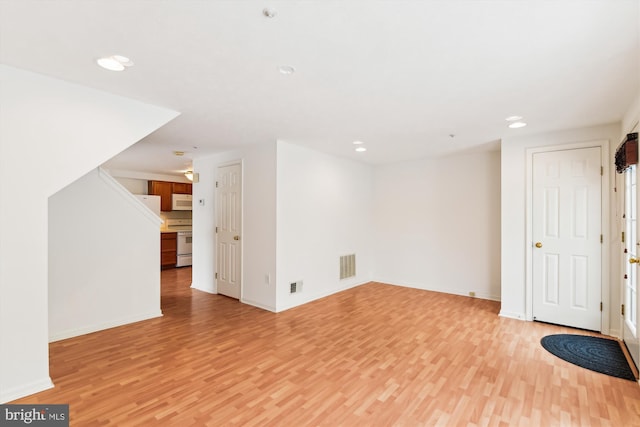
[340,254,356,279]
[290,281,303,293]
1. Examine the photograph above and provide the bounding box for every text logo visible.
[0,405,68,426]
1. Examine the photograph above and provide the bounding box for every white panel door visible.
[532,147,602,331]
[623,164,639,369]
[216,163,242,299]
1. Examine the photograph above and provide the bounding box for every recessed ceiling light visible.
[508,122,527,129]
[278,65,295,75]
[505,115,523,122]
[263,8,277,18]
[97,57,124,71]
[352,140,364,145]
[112,55,133,67]
[97,55,134,71]
[355,147,367,152]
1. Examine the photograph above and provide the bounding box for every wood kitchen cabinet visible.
[161,232,177,268]
[148,181,173,211]
[148,181,193,211]
[172,182,192,195]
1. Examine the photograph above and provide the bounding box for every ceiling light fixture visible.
[263,8,277,18]
[278,65,295,75]
[505,115,523,122]
[508,121,527,129]
[184,170,199,183]
[355,147,367,152]
[96,55,134,71]
[352,140,364,145]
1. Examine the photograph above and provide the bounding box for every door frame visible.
[215,159,244,299]
[622,163,639,368]
[525,140,610,334]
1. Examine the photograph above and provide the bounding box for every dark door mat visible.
[541,334,636,381]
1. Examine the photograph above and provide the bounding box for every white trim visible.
[241,298,276,313]
[614,169,625,338]
[191,283,216,294]
[525,140,610,334]
[105,168,192,183]
[217,159,243,169]
[499,310,525,320]
[374,277,501,302]
[48,311,162,342]
[275,281,370,312]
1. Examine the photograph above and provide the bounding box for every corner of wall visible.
[0,378,54,404]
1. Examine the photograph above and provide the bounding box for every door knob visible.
[630,258,639,264]
[234,235,240,241]
[535,242,543,248]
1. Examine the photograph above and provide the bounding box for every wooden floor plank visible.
[11,267,640,425]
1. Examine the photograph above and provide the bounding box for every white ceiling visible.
[1,0,638,176]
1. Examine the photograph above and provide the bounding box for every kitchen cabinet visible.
[148,181,173,211]
[161,232,177,268]
[172,182,192,195]
[148,181,192,211]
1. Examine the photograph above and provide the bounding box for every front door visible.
[216,163,242,299]
[623,164,639,368]
[532,147,602,331]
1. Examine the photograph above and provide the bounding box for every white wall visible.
[500,123,619,332]
[622,91,640,135]
[114,177,149,195]
[275,142,374,311]
[48,168,163,341]
[192,143,277,311]
[372,150,501,300]
[0,65,177,403]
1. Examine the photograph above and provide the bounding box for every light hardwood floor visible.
[12,267,640,426]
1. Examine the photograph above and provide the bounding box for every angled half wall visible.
[0,65,178,403]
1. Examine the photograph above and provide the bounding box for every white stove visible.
[166,219,192,267]
[165,218,192,231]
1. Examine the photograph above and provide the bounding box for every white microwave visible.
[172,194,192,210]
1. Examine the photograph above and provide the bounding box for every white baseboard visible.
[49,311,163,342]
[498,310,525,320]
[0,377,54,404]
[191,282,215,294]
[241,298,276,312]
[607,328,621,339]
[374,278,501,302]
[276,280,369,312]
